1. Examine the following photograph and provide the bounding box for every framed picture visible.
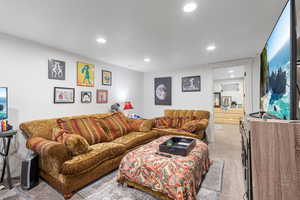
[102,70,112,86]
[81,91,92,103]
[77,61,95,87]
[54,87,75,104]
[213,92,221,108]
[154,77,172,105]
[182,76,201,92]
[97,89,108,104]
[48,59,65,80]
[221,96,232,107]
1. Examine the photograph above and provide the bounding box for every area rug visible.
[0,160,224,200]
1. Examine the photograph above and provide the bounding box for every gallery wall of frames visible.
[49,59,112,104]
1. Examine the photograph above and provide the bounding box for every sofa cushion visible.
[154,117,172,128]
[52,127,90,156]
[92,112,132,140]
[181,119,209,132]
[112,131,158,150]
[129,119,154,132]
[170,116,195,128]
[61,142,126,175]
[57,117,109,145]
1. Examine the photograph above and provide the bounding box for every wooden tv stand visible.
[240,118,300,200]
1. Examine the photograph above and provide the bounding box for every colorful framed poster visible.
[154,77,172,105]
[48,59,66,80]
[81,91,92,103]
[102,70,112,86]
[77,61,95,87]
[54,87,75,104]
[96,89,108,104]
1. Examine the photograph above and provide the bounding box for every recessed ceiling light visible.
[228,70,234,73]
[206,45,216,51]
[183,2,197,13]
[96,37,107,44]
[144,58,151,62]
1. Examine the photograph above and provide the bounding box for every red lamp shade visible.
[123,101,133,110]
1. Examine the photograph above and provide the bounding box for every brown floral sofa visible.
[152,109,210,140]
[19,112,157,198]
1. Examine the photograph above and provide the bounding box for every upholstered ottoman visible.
[117,136,210,200]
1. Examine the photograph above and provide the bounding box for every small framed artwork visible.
[213,92,221,108]
[81,91,92,103]
[102,70,112,86]
[48,59,65,80]
[54,87,75,104]
[154,77,172,105]
[182,76,201,92]
[221,96,232,107]
[77,61,95,87]
[96,89,108,104]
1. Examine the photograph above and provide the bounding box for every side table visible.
[0,130,17,189]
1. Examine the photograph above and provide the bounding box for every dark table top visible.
[0,130,17,137]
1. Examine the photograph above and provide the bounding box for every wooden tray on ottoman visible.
[159,137,196,156]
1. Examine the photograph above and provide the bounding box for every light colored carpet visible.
[0,160,224,200]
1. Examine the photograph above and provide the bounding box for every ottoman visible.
[117,136,210,200]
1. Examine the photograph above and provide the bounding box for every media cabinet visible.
[240,118,300,200]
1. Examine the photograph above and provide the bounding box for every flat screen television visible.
[0,87,8,120]
[260,0,297,120]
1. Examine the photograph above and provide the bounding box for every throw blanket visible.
[117,136,210,200]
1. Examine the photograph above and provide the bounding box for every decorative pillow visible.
[52,127,90,156]
[92,112,132,140]
[154,117,172,128]
[181,119,208,133]
[129,119,154,132]
[170,116,195,128]
[56,117,108,145]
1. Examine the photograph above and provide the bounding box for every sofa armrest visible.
[182,119,209,133]
[26,136,71,175]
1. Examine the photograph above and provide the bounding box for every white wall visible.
[143,59,257,118]
[143,65,214,119]
[0,33,143,127]
[0,33,144,176]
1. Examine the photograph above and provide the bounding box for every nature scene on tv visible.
[0,88,8,119]
[260,1,291,120]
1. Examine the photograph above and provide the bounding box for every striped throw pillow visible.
[129,119,154,132]
[154,117,172,128]
[92,112,132,140]
[57,117,109,145]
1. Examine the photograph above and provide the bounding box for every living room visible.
[0,1,300,200]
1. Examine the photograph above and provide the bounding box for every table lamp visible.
[123,101,133,110]
[123,101,133,117]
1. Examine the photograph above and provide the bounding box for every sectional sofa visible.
[20,110,209,198]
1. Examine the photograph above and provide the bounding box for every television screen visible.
[260,0,297,120]
[0,87,8,120]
